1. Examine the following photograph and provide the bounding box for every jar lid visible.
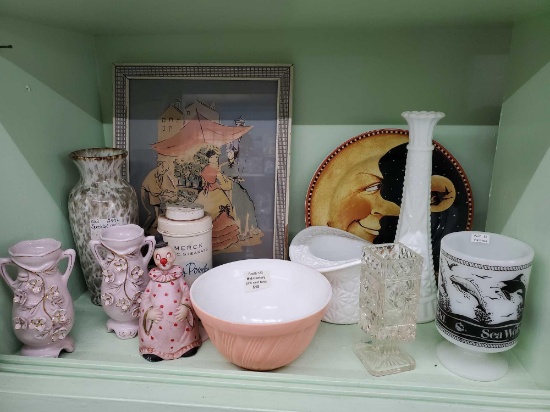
[165,202,204,221]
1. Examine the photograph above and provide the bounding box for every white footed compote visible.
[395,110,445,323]
[436,231,534,381]
[290,226,370,324]
[89,224,154,339]
[0,239,76,357]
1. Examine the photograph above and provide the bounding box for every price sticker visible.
[245,270,271,293]
[471,233,490,244]
[90,218,123,240]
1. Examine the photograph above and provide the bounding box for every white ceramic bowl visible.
[190,259,332,371]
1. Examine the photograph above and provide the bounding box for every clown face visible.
[154,244,176,270]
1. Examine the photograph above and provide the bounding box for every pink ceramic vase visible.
[0,238,76,357]
[89,224,154,339]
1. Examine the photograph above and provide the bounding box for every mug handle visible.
[59,249,76,284]
[89,240,109,270]
[142,236,156,267]
[0,257,17,291]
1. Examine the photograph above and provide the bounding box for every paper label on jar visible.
[245,270,271,293]
[471,233,490,244]
[90,218,123,240]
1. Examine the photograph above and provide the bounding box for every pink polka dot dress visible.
[138,265,201,360]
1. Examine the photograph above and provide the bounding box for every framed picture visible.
[113,64,293,265]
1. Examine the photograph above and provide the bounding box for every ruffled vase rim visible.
[9,238,61,258]
[401,111,446,119]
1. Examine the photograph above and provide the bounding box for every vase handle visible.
[60,249,76,284]
[89,240,109,270]
[142,236,156,266]
[0,257,17,291]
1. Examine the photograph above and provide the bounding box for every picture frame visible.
[113,64,293,264]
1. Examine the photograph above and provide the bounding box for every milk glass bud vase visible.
[395,111,445,323]
[68,148,139,305]
[354,243,422,376]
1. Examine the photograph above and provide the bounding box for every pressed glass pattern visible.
[355,243,422,376]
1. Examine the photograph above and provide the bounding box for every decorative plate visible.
[306,128,473,271]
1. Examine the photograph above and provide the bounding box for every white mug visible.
[435,231,534,381]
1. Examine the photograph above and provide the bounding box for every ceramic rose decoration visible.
[138,235,201,361]
[89,224,154,339]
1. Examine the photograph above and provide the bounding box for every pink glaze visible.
[193,302,327,371]
[190,259,332,371]
[139,267,201,359]
[138,241,201,360]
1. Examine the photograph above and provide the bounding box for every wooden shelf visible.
[0,293,548,411]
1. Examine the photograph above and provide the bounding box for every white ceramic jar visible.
[158,203,213,285]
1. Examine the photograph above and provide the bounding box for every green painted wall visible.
[486,13,550,389]
[0,17,104,353]
[96,28,511,128]
[95,27,509,238]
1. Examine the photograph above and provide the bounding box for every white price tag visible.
[90,218,123,240]
[471,233,490,244]
[245,270,271,293]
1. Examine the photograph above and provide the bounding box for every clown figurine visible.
[138,235,201,362]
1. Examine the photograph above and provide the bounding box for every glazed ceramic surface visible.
[306,128,473,287]
[395,111,445,323]
[69,148,139,305]
[436,231,534,381]
[289,226,369,324]
[157,202,213,286]
[89,224,154,339]
[0,239,76,357]
[190,259,332,371]
[138,242,201,360]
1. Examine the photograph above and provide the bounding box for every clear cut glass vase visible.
[354,243,422,376]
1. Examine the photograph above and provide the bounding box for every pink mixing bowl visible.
[190,259,332,371]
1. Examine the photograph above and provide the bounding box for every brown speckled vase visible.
[68,148,138,305]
